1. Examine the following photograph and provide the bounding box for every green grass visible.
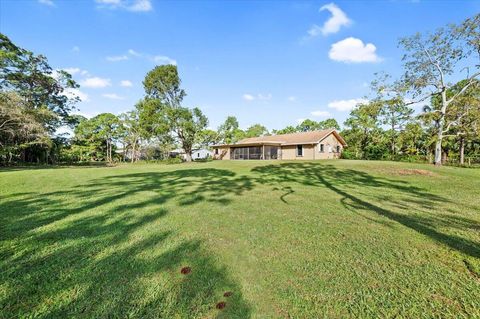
[1,160,479,318]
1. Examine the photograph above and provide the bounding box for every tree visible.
[74,113,121,163]
[0,92,48,164]
[273,125,297,135]
[370,73,414,156]
[443,80,480,164]
[318,118,340,130]
[119,110,143,163]
[142,65,208,161]
[167,106,208,162]
[245,124,268,138]
[0,33,78,131]
[297,119,320,132]
[343,102,383,159]
[198,129,220,147]
[218,116,244,144]
[399,15,480,165]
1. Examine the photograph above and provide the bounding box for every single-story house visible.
[169,148,213,161]
[212,129,347,160]
[192,148,213,160]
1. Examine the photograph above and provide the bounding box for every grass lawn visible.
[1,160,479,318]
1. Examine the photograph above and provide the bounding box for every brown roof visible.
[231,129,346,146]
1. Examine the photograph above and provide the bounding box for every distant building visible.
[169,148,213,161]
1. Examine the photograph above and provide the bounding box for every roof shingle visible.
[236,129,343,145]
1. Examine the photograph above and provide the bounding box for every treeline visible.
[1,14,479,166]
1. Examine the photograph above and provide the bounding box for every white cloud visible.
[153,55,177,65]
[329,37,381,63]
[96,0,152,12]
[63,88,89,102]
[257,93,272,101]
[307,3,350,37]
[128,49,142,57]
[81,77,111,88]
[72,46,80,52]
[287,96,297,102]
[120,80,133,87]
[242,93,272,102]
[62,67,81,75]
[243,94,255,101]
[61,67,88,76]
[327,98,368,111]
[106,55,129,62]
[102,93,125,100]
[311,110,331,117]
[73,111,99,119]
[128,0,152,12]
[38,0,54,6]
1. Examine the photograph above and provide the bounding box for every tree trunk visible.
[459,136,465,165]
[434,89,448,166]
[184,152,192,162]
[131,142,136,163]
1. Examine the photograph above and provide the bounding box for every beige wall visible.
[213,146,230,160]
[281,144,315,160]
[314,133,343,159]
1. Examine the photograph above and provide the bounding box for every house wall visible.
[193,149,213,160]
[281,144,315,160]
[315,133,343,159]
[213,146,230,160]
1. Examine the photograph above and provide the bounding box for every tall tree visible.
[119,110,143,163]
[245,124,269,138]
[318,118,340,130]
[371,73,414,156]
[218,116,244,144]
[399,15,480,165]
[74,113,121,163]
[297,119,320,132]
[443,80,480,164]
[343,102,383,159]
[142,65,208,161]
[0,33,78,131]
[0,92,47,164]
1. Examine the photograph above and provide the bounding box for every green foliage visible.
[139,65,208,161]
[245,123,268,138]
[218,116,243,144]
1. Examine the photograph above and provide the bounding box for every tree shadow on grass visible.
[251,162,480,259]
[0,168,252,318]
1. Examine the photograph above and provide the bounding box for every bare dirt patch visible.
[378,168,437,177]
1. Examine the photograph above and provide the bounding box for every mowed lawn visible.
[1,160,479,318]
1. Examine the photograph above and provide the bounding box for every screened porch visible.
[230,145,280,160]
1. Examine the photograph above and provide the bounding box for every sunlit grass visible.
[1,160,479,318]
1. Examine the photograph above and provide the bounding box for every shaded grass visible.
[1,160,479,318]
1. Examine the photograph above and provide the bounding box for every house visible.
[212,129,347,160]
[169,148,213,161]
[192,148,213,160]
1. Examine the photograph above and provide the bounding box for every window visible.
[319,144,324,153]
[296,145,303,156]
[197,152,200,158]
[215,148,219,155]
[336,145,340,153]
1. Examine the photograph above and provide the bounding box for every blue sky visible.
[1,0,479,131]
